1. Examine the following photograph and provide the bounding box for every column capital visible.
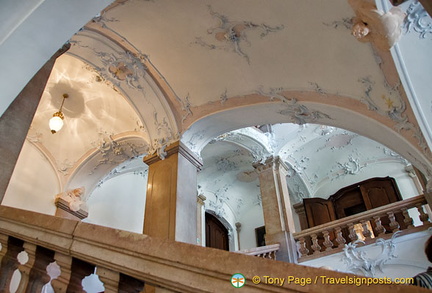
[197,194,206,205]
[253,156,289,174]
[144,141,203,170]
[54,187,88,220]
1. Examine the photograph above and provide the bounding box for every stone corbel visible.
[54,187,88,220]
[349,0,406,50]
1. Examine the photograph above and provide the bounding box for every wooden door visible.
[360,177,404,230]
[304,198,337,228]
[205,213,229,251]
[360,177,402,209]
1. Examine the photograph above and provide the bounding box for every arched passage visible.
[182,94,432,180]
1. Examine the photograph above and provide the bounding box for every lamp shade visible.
[49,114,64,134]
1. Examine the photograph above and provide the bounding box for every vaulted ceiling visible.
[4,0,432,205]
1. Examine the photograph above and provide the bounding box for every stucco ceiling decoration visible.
[349,0,406,51]
[211,127,272,163]
[192,5,284,64]
[358,75,429,155]
[404,1,432,39]
[67,135,149,200]
[68,28,179,157]
[86,0,430,171]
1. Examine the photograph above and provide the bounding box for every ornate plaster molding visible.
[404,1,432,39]
[193,5,284,64]
[55,187,88,219]
[144,140,203,170]
[70,28,180,159]
[342,232,400,277]
[349,0,406,50]
[256,87,332,125]
[358,76,428,153]
[90,131,149,174]
[211,127,273,163]
[176,93,192,123]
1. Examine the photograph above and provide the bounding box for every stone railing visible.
[236,243,280,260]
[293,194,432,262]
[0,206,423,292]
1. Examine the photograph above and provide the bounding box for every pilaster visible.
[254,156,298,263]
[197,194,206,246]
[143,141,203,244]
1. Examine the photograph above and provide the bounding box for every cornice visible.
[144,141,203,170]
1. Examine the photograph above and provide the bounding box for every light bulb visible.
[49,114,64,134]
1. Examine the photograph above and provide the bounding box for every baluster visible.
[0,234,8,270]
[96,267,120,293]
[66,258,95,292]
[373,216,386,236]
[322,230,333,251]
[334,227,346,248]
[311,233,321,255]
[52,252,72,293]
[401,208,414,229]
[0,237,22,292]
[387,212,400,232]
[297,237,309,257]
[416,204,430,225]
[347,223,358,242]
[15,242,36,293]
[361,220,372,239]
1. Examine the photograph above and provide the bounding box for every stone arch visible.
[66,134,150,201]
[182,92,432,181]
[182,92,432,177]
[68,24,180,155]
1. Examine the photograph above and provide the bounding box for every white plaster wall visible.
[301,230,432,280]
[83,172,147,233]
[238,204,265,250]
[2,141,58,215]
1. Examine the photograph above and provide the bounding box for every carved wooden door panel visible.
[205,213,229,251]
[304,198,337,228]
[360,177,402,209]
[360,177,404,231]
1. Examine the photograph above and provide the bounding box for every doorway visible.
[205,212,229,251]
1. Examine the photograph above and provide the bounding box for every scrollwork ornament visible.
[404,1,432,39]
[342,231,400,277]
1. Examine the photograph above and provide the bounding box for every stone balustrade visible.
[293,194,432,261]
[0,205,425,292]
[236,243,280,260]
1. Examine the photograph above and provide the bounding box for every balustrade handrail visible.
[293,194,429,239]
[236,243,280,256]
[2,206,418,292]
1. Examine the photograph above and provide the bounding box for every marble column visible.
[0,43,70,203]
[254,156,297,263]
[143,141,203,244]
